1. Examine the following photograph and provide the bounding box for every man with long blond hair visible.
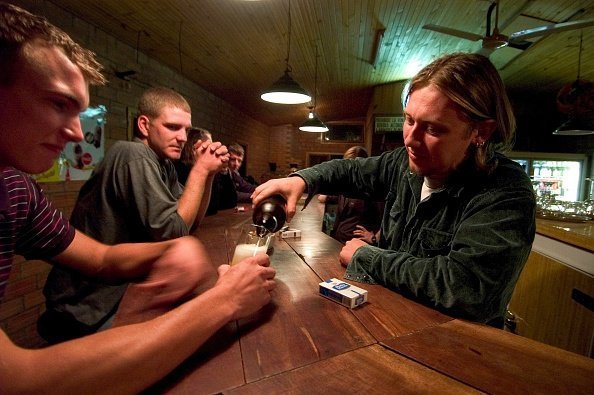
[254,53,535,327]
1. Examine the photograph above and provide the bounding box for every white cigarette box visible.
[280,228,301,239]
[319,278,368,309]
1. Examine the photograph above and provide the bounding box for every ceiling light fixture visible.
[261,0,311,104]
[553,116,594,135]
[553,31,594,135]
[299,109,329,133]
[299,45,328,132]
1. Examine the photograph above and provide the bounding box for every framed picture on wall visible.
[374,115,404,134]
[321,122,364,143]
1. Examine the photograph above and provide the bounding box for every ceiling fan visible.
[423,0,594,57]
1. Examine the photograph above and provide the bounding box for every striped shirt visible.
[0,167,75,301]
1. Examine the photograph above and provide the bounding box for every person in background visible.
[227,142,256,202]
[0,3,275,393]
[175,127,234,216]
[318,146,384,245]
[253,52,536,327]
[175,126,213,185]
[40,87,228,342]
[207,165,239,214]
[205,142,255,214]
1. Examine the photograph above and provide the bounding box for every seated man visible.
[317,146,384,245]
[176,128,237,215]
[0,3,275,393]
[205,142,255,214]
[174,126,213,185]
[209,165,239,212]
[40,86,229,342]
[253,53,536,327]
[227,142,256,203]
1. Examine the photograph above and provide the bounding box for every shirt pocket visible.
[417,227,452,258]
[387,192,402,219]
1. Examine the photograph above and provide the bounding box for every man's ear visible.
[136,115,150,138]
[475,119,496,145]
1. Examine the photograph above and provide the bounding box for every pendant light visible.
[261,0,311,104]
[553,31,594,135]
[554,117,594,135]
[299,45,328,132]
[299,109,329,132]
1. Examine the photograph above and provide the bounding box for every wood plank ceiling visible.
[45,0,594,127]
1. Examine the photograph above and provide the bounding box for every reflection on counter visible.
[535,218,594,253]
[536,194,594,223]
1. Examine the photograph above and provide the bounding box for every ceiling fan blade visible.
[509,18,594,41]
[507,39,532,50]
[423,24,483,42]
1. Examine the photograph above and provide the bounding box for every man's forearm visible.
[178,166,211,228]
[193,174,215,228]
[236,190,252,203]
[100,240,174,278]
[0,286,235,394]
[54,231,173,280]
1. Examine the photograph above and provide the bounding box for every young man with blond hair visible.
[0,3,275,393]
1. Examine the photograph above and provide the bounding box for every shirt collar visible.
[133,137,169,166]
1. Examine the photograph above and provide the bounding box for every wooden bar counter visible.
[507,216,594,357]
[535,217,594,253]
[118,200,594,394]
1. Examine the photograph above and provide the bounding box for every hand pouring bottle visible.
[252,195,287,237]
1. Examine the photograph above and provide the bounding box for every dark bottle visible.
[252,194,287,236]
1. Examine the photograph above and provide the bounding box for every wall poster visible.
[33,105,106,182]
[374,115,404,134]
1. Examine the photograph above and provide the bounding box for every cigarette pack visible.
[280,228,301,239]
[319,278,368,309]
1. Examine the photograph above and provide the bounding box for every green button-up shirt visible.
[296,147,535,324]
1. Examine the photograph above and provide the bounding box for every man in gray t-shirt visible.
[40,87,228,342]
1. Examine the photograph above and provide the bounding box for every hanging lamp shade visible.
[553,116,594,135]
[261,69,311,104]
[299,111,329,132]
[552,31,594,135]
[261,0,310,105]
[298,43,327,132]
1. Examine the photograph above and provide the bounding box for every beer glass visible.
[230,224,273,266]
